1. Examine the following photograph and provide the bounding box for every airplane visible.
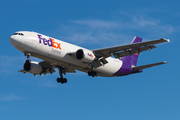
[9,31,170,84]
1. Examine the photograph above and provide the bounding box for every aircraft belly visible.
[17,35,123,77]
[30,45,90,69]
[29,44,123,77]
[31,51,91,74]
[19,37,123,77]
[95,57,123,76]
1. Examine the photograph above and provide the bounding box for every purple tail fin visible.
[120,36,142,67]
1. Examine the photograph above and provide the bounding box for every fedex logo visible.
[134,53,138,56]
[38,34,61,50]
[87,53,93,57]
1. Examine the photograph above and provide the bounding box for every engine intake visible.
[24,60,43,74]
[75,49,95,62]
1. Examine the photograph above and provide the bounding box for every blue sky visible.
[0,0,180,120]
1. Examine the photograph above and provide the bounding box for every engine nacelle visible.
[23,60,43,74]
[75,49,96,62]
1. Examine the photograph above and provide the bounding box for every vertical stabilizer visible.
[120,36,142,67]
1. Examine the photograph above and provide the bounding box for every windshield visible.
[14,33,24,36]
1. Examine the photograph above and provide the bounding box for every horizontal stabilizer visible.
[132,61,167,70]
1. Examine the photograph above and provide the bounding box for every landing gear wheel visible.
[57,78,61,83]
[57,77,67,84]
[88,71,97,77]
[64,78,67,83]
[88,71,92,76]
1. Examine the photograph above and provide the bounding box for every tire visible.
[57,78,60,83]
[64,78,67,83]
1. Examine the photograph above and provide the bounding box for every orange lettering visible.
[57,43,61,50]
[50,38,61,50]
[50,38,55,48]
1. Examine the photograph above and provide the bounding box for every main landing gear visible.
[88,71,97,77]
[88,62,97,77]
[57,66,67,84]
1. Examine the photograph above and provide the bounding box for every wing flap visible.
[138,45,156,52]
[113,45,156,58]
[64,67,76,73]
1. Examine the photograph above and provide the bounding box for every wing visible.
[19,60,76,76]
[92,38,170,58]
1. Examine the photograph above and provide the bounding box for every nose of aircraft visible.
[9,35,18,47]
[9,35,13,42]
[9,35,14,44]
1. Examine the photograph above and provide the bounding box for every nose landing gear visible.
[24,52,31,63]
[25,52,31,60]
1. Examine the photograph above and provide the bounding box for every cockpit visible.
[13,33,24,36]
[12,31,39,38]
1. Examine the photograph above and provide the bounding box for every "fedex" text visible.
[38,34,61,50]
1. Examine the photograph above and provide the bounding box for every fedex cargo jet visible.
[9,31,170,84]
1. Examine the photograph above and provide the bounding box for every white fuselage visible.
[9,31,123,77]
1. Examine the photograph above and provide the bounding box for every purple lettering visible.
[43,38,48,45]
[37,34,60,49]
[48,38,52,47]
[88,53,91,56]
[38,34,43,43]
[38,34,52,46]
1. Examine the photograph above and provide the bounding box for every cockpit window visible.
[13,33,18,35]
[13,33,24,36]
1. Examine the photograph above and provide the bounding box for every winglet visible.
[166,39,170,42]
[162,38,170,42]
[162,61,168,64]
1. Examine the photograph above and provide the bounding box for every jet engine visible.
[75,49,96,62]
[23,60,43,74]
